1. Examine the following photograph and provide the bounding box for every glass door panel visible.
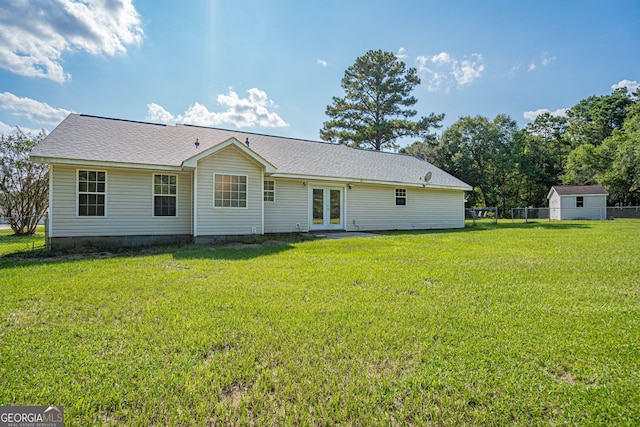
[312,188,324,225]
[330,189,341,224]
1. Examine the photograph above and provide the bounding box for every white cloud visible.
[612,79,640,93]
[146,103,175,123]
[526,53,555,72]
[415,56,429,73]
[316,58,327,68]
[0,92,73,124]
[147,88,289,128]
[523,108,569,121]
[395,47,408,60]
[431,52,453,65]
[0,120,44,136]
[541,52,556,66]
[453,54,485,86]
[0,120,14,134]
[416,56,444,92]
[0,0,143,82]
[416,52,484,92]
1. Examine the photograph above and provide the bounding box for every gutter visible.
[30,156,183,172]
[267,172,472,191]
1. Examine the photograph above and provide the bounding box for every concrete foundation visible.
[50,234,193,250]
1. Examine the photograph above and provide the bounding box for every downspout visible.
[47,164,53,245]
[343,185,348,231]
[193,167,198,238]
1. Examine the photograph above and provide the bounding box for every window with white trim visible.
[214,174,247,208]
[78,170,106,216]
[154,174,177,216]
[576,196,584,208]
[395,188,407,206]
[264,180,275,202]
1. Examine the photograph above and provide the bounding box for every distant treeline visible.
[402,87,640,212]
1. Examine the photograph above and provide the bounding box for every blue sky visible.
[0,0,638,148]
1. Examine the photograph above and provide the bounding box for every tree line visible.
[321,50,640,214]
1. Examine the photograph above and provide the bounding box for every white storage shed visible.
[547,185,608,220]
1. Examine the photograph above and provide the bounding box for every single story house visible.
[31,114,471,249]
[547,185,608,220]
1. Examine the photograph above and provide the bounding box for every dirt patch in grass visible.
[219,240,288,249]
[543,367,577,385]
[220,383,250,408]
[3,249,116,262]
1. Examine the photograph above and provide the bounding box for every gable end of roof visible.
[182,137,277,173]
[548,185,609,198]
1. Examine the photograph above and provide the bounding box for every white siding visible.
[560,196,572,220]
[50,164,192,237]
[195,146,263,235]
[49,161,466,239]
[549,191,561,220]
[264,179,309,233]
[345,184,465,231]
[559,195,606,220]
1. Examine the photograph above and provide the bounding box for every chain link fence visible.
[511,206,640,222]
[606,206,640,219]
[0,214,48,255]
[511,207,550,222]
[465,207,498,225]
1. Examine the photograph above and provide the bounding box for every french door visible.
[310,186,343,230]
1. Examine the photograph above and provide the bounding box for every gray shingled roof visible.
[550,185,608,196]
[32,114,471,190]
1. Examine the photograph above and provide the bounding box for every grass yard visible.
[0,226,47,256]
[1,221,639,426]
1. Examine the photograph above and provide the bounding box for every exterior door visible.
[310,186,343,230]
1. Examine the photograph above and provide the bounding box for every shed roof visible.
[31,114,471,190]
[549,185,609,197]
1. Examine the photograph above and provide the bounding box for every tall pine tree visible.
[321,50,443,151]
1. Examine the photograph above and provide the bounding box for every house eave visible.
[560,193,608,197]
[30,156,183,171]
[269,172,471,191]
[548,190,609,199]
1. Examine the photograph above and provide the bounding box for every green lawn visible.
[1,222,639,426]
[0,226,47,256]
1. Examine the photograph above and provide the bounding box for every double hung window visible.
[78,170,106,216]
[395,188,407,206]
[264,180,275,202]
[154,174,177,216]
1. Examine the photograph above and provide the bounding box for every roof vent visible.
[245,137,250,147]
[194,138,200,149]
